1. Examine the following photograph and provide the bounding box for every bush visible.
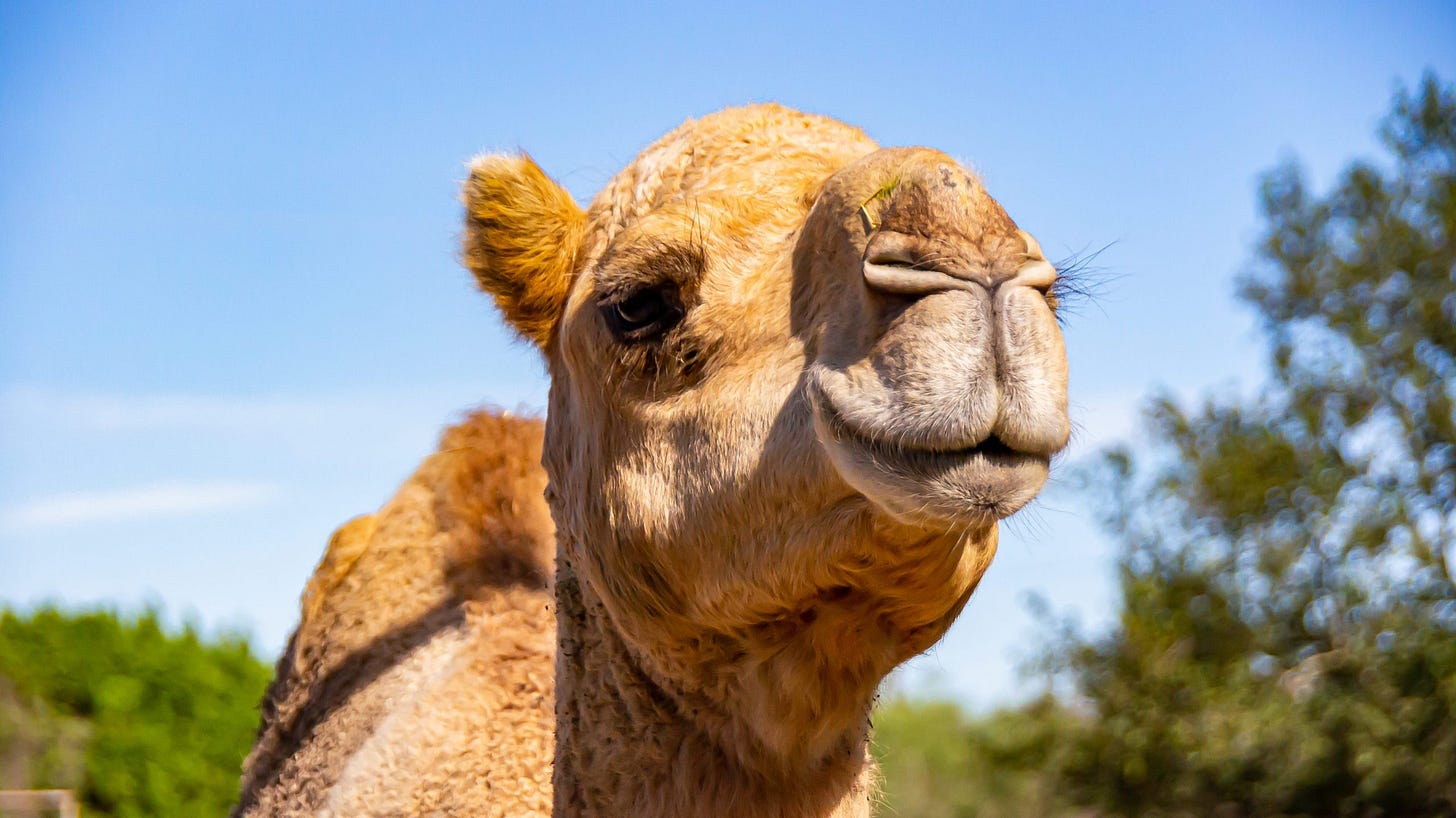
[0,607,272,818]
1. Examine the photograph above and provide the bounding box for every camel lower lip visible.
[811,394,1050,525]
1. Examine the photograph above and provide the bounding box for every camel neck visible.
[552,554,874,818]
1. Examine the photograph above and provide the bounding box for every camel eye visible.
[600,285,684,343]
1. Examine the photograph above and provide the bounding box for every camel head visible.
[463,105,1069,765]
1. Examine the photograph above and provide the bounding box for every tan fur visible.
[238,103,1071,817]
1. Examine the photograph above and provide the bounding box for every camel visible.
[234,103,1070,818]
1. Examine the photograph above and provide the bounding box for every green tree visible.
[0,607,272,818]
[1050,72,1456,817]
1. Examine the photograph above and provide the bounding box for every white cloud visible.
[0,481,280,531]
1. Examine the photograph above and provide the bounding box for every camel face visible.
[464,105,1069,706]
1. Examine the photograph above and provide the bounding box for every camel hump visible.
[288,410,555,668]
[429,410,556,594]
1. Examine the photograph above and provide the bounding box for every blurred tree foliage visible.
[0,607,271,818]
[873,694,1080,817]
[876,73,1456,817]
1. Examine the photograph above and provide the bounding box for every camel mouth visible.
[823,405,1022,461]
[809,391,1050,527]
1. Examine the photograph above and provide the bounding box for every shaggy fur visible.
[237,103,1071,817]
[234,413,556,817]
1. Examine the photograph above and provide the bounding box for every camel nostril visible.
[863,260,980,298]
[862,230,989,297]
[864,247,920,268]
[1013,259,1058,292]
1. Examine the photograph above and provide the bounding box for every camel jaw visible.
[808,387,1051,528]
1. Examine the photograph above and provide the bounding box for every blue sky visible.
[2,2,1453,707]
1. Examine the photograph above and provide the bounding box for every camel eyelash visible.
[594,241,705,344]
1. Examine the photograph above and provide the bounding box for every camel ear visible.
[462,153,587,347]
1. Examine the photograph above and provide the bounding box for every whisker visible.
[1050,242,1119,325]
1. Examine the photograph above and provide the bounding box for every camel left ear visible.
[462,153,587,347]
